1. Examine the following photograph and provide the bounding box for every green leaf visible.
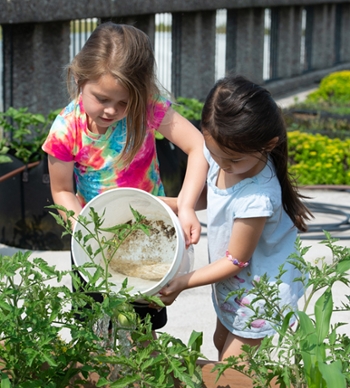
[130,206,146,223]
[42,352,58,367]
[96,377,109,387]
[0,374,11,388]
[100,224,131,233]
[187,330,203,352]
[154,130,164,140]
[318,360,346,388]
[278,311,295,346]
[0,300,12,312]
[138,224,150,236]
[314,288,333,343]
[336,259,350,274]
[296,311,316,337]
[109,374,141,387]
[0,155,12,164]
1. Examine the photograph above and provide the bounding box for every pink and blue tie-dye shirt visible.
[42,94,170,206]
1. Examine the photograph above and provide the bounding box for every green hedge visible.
[288,131,350,185]
[307,70,350,104]
[292,70,350,115]
[172,97,204,121]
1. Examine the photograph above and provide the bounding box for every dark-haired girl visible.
[160,75,312,360]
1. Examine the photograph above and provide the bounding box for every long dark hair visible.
[201,75,312,232]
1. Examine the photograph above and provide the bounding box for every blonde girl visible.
[42,22,207,332]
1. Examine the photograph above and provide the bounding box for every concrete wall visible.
[1,0,350,114]
[2,22,70,113]
[0,0,347,24]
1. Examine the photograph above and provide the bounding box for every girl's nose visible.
[104,105,118,116]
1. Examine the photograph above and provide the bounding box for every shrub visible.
[172,97,204,121]
[0,107,60,164]
[288,131,350,185]
[306,70,350,105]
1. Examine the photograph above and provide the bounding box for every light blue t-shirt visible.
[204,146,304,339]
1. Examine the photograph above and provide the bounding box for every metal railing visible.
[1,1,349,114]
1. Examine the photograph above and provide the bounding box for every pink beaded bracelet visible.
[226,251,250,268]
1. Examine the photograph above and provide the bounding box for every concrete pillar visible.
[2,21,70,114]
[171,11,216,100]
[270,6,303,79]
[101,14,156,48]
[226,7,265,84]
[340,3,350,62]
[308,4,336,70]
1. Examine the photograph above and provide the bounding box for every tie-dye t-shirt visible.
[42,94,170,206]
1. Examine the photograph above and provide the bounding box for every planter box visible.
[284,108,350,140]
[0,155,70,250]
[195,360,254,388]
[67,359,280,387]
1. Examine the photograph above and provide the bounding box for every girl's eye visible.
[96,96,108,103]
[230,160,241,164]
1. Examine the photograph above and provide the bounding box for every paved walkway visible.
[1,89,349,361]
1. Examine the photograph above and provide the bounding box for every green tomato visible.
[117,312,130,327]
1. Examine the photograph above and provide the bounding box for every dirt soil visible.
[108,219,176,281]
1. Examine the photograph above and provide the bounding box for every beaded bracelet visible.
[226,250,250,268]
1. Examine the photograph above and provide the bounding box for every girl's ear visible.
[265,136,279,152]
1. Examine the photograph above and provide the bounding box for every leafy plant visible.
[0,205,204,387]
[213,233,350,387]
[307,71,350,105]
[287,131,350,185]
[0,107,60,164]
[0,250,112,387]
[155,97,203,141]
[285,112,350,139]
[0,250,205,388]
[285,71,350,115]
[0,206,202,388]
[172,97,204,121]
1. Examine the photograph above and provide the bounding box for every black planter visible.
[155,120,201,197]
[0,155,70,250]
[284,109,350,139]
[156,138,187,197]
[286,108,350,122]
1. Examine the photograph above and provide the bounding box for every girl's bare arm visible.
[160,184,208,214]
[159,216,266,305]
[48,155,82,228]
[157,108,208,245]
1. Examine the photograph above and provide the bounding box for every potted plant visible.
[0,107,70,250]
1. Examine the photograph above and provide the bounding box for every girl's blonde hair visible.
[67,22,160,166]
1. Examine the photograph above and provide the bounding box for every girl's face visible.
[204,133,267,180]
[81,73,129,134]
